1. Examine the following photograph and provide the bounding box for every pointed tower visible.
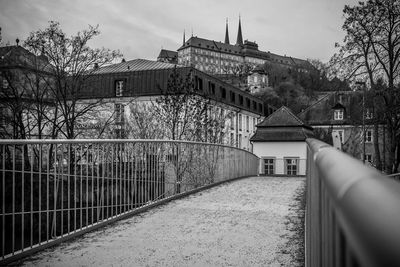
[224,18,230,44]
[236,16,243,46]
[183,29,186,45]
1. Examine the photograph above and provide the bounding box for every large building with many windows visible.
[79,59,270,151]
[177,18,313,76]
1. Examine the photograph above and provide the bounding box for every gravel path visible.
[22,176,305,267]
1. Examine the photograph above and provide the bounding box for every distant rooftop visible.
[257,106,309,128]
[251,106,313,142]
[92,59,180,74]
[178,36,312,69]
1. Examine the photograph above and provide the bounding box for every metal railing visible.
[305,138,400,267]
[388,172,400,181]
[0,139,259,264]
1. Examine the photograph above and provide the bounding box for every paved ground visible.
[22,176,305,267]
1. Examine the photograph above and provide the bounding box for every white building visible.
[251,106,314,176]
[78,59,267,149]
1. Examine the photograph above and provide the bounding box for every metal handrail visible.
[0,138,249,150]
[387,172,400,181]
[305,138,400,267]
[0,139,259,264]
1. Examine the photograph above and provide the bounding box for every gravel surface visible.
[22,176,305,267]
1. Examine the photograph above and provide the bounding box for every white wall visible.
[252,141,307,175]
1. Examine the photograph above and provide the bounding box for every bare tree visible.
[24,21,122,139]
[331,0,400,172]
[0,46,55,139]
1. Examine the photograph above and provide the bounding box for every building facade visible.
[251,106,314,176]
[177,18,313,76]
[80,59,267,150]
[298,91,388,168]
[0,45,54,139]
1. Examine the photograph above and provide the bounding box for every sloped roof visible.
[298,91,366,126]
[158,49,178,59]
[257,106,309,128]
[0,45,53,73]
[250,106,313,142]
[250,127,314,142]
[178,36,313,69]
[92,59,180,74]
[179,36,242,55]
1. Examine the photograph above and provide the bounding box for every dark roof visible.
[250,106,314,142]
[92,59,180,74]
[178,36,312,69]
[298,91,368,125]
[0,45,52,72]
[158,49,178,59]
[257,106,310,128]
[250,127,314,142]
[332,103,345,109]
[178,36,242,55]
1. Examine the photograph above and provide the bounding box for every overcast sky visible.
[0,0,359,63]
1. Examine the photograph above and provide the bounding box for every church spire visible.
[183,29,186,45]
[236,15,243,46]
[224,18,230,44]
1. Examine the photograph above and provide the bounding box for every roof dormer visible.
[332,103,345,120]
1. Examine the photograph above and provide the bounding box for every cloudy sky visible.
[0,0,358,63]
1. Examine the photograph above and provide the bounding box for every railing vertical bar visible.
[46,144,50,243]
[134,146,138,209]
[79,144,83,230]
[12,145,15,254]
[140,144,143,206]
[101,143,105,221]
[106,144,109,220]
[61,144,65,237]
[29,145,33,248]
[1,145,5,260]
[96,143,100,222]
[119,143,122,214]
[91,145,94,225]
[73,145,77,232]
[85,145,89,227]
[21,145,25,251]
[38,144,42,245]
[111,144,114,217]
[67,144,70,235]
[52,144,57,239]
[129,144,133,211]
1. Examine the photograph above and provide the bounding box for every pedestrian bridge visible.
[21,176,305,266]
[1,139,400,266]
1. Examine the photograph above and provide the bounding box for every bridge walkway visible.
[21,176,305,267]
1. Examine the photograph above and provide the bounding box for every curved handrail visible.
[0,138,255,155]
[306,138,400,267]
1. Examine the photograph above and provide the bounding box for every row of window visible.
[229,132,252,150]
[333,129,373,143]
[334,108,374,121]
[230,113,257,132]
[264,158,299,176]
[245,57,265,65]
[194,56,240,66]
[195,76,263,113]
